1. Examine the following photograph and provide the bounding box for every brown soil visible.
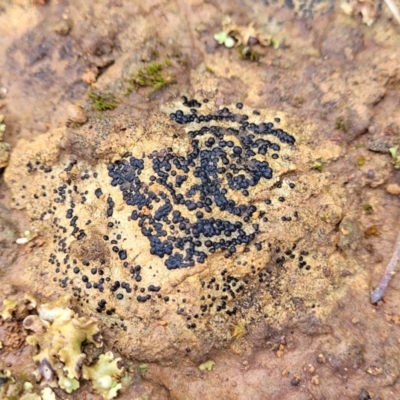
[1,0,400,399]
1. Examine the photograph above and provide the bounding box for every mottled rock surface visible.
[5,98,347,361]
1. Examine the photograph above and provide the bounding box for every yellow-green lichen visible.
[312,162,324,172]
[16,230,37,245]
[41,387,56,400]
[19,387,57,400]
[23,382,34,392]
[82,352,124,400]
[1,299,17,320]
[198,360,215,371]
[58,376,80,393]
[214,19,280,61]
[0,295,126,400]
[389,146,400,169]
[26,297,102,383]
[1,293,37,321]
[214,31,236,48]
[20,394,41,400]
[138,364,147,374]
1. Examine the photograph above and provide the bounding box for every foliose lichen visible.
[1,295,125,399]
[82,352,124,400]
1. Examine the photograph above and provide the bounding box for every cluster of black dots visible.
[106,98,296,270]
[16,97,314,330]
[170,241,313,330]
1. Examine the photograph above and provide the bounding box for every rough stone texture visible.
[4,99,348,362]
[386,183,400,195]
[0,115,10,168]
[0,141,10,168]
[67,104,88,124]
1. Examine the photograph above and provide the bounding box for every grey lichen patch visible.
[4,97,351,362]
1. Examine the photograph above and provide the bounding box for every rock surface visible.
[4,97,348,361]
[1,0,400,399]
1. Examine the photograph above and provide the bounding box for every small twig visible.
[384,0,400,25]
[370,229,400,303]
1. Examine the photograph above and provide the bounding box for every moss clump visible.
[88,91,118,111]
[312,163,323,172]
[130,62,175,92]
[138,364,147,374]
[335,116,350,132]
[363,204,373,214]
